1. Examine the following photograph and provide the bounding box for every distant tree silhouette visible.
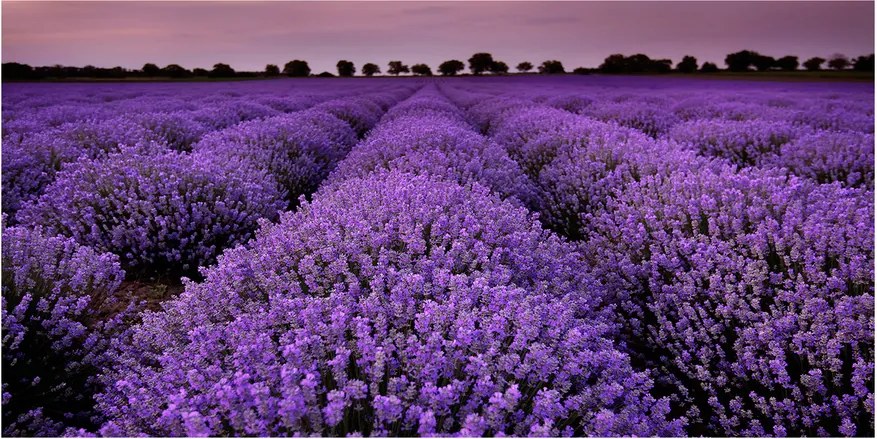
[209,63,235,78]
[700,62,720,73]
[752,54,776,71]
[438,60,465,76]
[411,64,433,76]
[336,60,355,77]
[265,64,280,76]
[725,50,759,71]
[828,54,850,70]
[490,61,509,74]
[2,62,37,80]
[163,64,191,78]
[599,54,627,73]
[516,61,533,73]
[628,54,655,72]
[317,71,336,78]
[468,52,495,75]
[652,59,673,73]
[853,54,874,71]
[802,57,825,71]
[387,61,409,76]
[107,67,127,78]
[676,55,698,73]
[362,63,381,76]
[82,65,98,76]
[283,60,311,77]
[539,60,565,74]
[599,54,671,73]
[142,63,161,76]
[193,68,209,76]
[774,56,799,71]
[572,67,591,75]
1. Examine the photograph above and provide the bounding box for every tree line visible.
[3,50,873,80]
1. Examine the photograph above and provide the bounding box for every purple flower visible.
[2,220,127,436]
[95,171,683,436]
[17,148,286,280]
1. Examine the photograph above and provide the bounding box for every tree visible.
[490,61,509,74]
[209,63,235,78]
[411,64,433,76]
[107,67,127,79]
[538,60,565,74]
[599,54,627,73]
[803,57,825,71]
[752,54,776,72]
[625,54,654,73]
[362,63,380,76]
[700,62,719,73]
[438,60,465,76]
[193,68,209,76]
[2,62,37,81]
[774,56,798,71]
[676,55,698,73]
[265,64,280,76]
[853,54,874,72]
[572,67,591,75]
[652,59,673,73]
[336,60,355,77]
[468,52,495,75]
[317,71,335,78]
[725,50,759,71]
[283,60,311,77]
[387,61,409,76]
[828,54,850,70]
[516,61,533,73]
[163,64,191,78]
[142,63,161,76]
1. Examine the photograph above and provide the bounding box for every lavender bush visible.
[95,171,685,437]
[194,110,357,207]
[583,167,874,436]
[773,130,875,188]
[17,149,286,280]
[2,221,126,436]
[328,115,537,205]
[668,119,799,167]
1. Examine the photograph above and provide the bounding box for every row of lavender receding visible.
[1,76,873,437]
[438,78,872,436]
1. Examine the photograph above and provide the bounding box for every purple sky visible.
[3,1,874,73]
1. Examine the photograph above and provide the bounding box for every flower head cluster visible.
[188,100,279,130]
[120,111,209,152]
[314,97,387,136]
[443,81,875,437]
[96,171,683,437]
[668,118,800,167]
[329,115,536,205]
[773,130,874,188]
[584,167,874,436]
[584,100,680,138]
[2,221,126,436]
[194,110,357,207]
[2,118,166,215]
[17,149,286,280]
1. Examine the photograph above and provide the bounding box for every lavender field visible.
[1,76,874,437]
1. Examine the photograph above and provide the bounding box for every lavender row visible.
[454,80,873,188]
[89,86,688,436]
[442,84,874,437]
[12,87,415,281]
[2,83,403,215]
[2,86,420,436]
